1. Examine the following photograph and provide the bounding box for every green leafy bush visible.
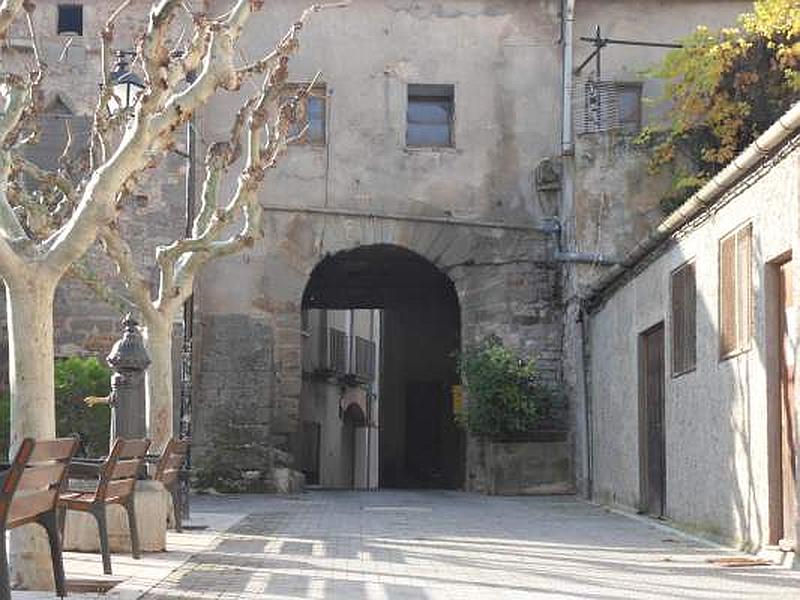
[0,357,111,458]
[458,336,555,437]
[55,357,111,457]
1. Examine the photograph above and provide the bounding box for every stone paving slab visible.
[138,491,799,600]
[13,510,244,600]
[11,491,800,599]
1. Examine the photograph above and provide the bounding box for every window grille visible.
[327,327,348,374]
[576,78,642,134]
[353,336,376,381]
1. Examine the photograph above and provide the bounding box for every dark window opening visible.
[407,84,454,147]
[57,4,83,36]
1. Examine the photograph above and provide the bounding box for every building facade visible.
[1,0,776,502]
[585,106,800,554]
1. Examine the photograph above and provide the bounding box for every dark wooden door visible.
[640,323,666,517]
[779,262,797,549]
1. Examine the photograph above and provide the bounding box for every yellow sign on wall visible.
[451,384,464,414]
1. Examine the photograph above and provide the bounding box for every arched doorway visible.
[296,244,464,489]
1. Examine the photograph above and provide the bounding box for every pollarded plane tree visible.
[99,26,325,455]
[0,0,333,589]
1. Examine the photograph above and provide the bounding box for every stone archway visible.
[295,244,465,489]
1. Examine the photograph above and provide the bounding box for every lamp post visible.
[104,51,197,518]
[107,50,145,114]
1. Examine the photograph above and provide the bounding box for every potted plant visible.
[459,336,572,495]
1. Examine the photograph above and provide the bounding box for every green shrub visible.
[0,357,111,458]
[55,357,111,457]
[458,336,555,437]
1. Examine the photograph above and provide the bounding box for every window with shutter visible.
[719,223,753,358]
[407,84,455,148]
[671,260,696,376]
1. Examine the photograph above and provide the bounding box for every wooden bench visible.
[59,438,150,575]
[0,437,79,600]
[152,439,189,532]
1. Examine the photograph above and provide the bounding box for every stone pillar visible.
[106,314,151,445]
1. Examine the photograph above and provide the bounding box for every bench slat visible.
[7,489,57,526]
[118,439,150,459]
[103,478,135,500]
[17,463,66,492]
[109,459,140,479]
[29,438,77,462]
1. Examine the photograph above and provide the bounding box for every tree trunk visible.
[4,273,58,591]
[143,315,174,452]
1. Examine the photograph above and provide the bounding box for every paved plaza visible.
[21,490,800,600]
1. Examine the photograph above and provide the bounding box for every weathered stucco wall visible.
[563,0,751,495]
[588,141,800,549]
[192,0,565,487]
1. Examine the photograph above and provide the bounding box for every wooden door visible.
[640,323,666,517]
[779,262,797,549]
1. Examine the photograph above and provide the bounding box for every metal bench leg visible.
[124,498,141,559]
[39,511,67,598]
[0,527,10,600]
[169,484,182,533]
[91,506,112,575]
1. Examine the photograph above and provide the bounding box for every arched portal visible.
[295,244,464,489]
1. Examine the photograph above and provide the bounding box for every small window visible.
[580,80,642,134]
[671,260,696,376]
[57,4,83,36]
[407,84,454,147]
[286,85,326,145]
[719,223,753,358]
[616,83,642,133]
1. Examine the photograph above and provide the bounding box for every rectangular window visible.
[57,4,83,36]
[407,84,454,147]
[671,261,696,375]
[719,223,753,358]
[286,85,326,145]
[580,80,642,134]
[616,83,642,133]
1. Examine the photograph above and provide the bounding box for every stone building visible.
[584,104,800,556]
[0,0,763,497]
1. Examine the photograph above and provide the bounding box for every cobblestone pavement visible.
[141,490,800,600]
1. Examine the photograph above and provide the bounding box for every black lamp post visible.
[107,51,145,114]
[104,50,197,520]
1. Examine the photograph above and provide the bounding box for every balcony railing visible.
[353,336,376,381]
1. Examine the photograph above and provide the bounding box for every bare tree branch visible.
[67,258,134,315]
[99,223,159,322]
[0,0,24,40]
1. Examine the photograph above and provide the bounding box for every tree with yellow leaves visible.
[643,0,800,211]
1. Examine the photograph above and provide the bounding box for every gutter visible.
[585,101,800,309]
[562,0,576,155]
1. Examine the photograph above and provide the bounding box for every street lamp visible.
[104,49,197,522]
[107,51,145,114]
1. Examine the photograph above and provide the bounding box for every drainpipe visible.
[578,303,593,499]
[562,0,576,155]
